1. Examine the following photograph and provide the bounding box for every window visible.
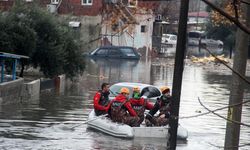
[170,36,177,41]
[128,0,137,7]
[141,25,146,33]
[82,0,92,5]
[51,0,59,4]
[108,49,121,56]
[110,85,133,98]
[120,48,136,57]
[96,49,107,55]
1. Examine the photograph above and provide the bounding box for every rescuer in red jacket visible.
[129,86,154,124]
[93,83,111,116]
[110,87,140,127]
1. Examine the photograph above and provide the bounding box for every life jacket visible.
[130,98,145,109]
[110,94,137,121]
[94,90,110,116]
[98,90,110,106]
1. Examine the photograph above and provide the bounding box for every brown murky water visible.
[0,56,250,150]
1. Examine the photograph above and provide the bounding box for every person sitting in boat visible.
[110,87,140,127]
[145,86,172,126]
[129,86,154,124]
[93,83,111,116]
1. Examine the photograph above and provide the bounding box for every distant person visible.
[93,83,111,116]
[110,87,140,127]
[145,86,172,126]
[129,87,154,124]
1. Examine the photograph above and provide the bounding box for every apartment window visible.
[82,0,92,5]
[51,0,59,4]
[128,0,137,7]
[141,25,147,33]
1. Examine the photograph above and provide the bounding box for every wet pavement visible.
[0,55,250,150]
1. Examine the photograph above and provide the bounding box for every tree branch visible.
[203,46,250,85]
[201,0,250,34]
[233,0,239,19]
[198,97,250,127]
[241,0,250,6]
[180,99,250,119]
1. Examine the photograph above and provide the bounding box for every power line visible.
[198,97,250,127]
[179,99,250,119]
[241,0,250,6]
[203,46,250,85]
[208,141,250,149]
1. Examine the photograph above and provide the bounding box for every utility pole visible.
[224,4,250,150]
[169,0,189,149]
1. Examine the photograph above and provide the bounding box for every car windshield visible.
[109,85,133,98]
[109,85,161,99]
[170,36,177,40]
[120,48,136,57]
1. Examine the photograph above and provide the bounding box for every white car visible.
[109,82,162,101]
[201,38,223,49]
[188,31,223,48]
[161,34,177,47]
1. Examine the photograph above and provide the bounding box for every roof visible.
[113,82,157,89]
[0,52,29,59]
[100,46,134,49]
[188,11,209,18]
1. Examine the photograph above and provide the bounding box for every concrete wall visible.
[58,74,65,94]
[79,15,102,52]
[21,79,40,103]
[0,74,66,105]
[100,10,154,58]
[0,78,23,105]
[60,15,102,53]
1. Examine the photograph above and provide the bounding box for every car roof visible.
[112,82,158,89]
[163,34,176,37]
[99,46,134,49]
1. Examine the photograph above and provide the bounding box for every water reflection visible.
[186,46,224,57]
[0,57,250,150]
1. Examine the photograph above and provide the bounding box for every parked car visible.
[188,31,223,49]
[109,82,162,101]
[88,46,140,60]
[201,38,224,49]
[161,34,177,47]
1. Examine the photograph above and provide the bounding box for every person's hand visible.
[160,114,165,118]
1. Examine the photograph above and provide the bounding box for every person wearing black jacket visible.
[145,86,172,126]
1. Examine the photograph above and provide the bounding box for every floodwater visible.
[1,51,250,150]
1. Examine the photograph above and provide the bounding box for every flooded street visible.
[0,56,250,150]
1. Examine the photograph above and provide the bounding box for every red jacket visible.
[93,91,110,112]
[130,98,154,110]
[111,94,137,116]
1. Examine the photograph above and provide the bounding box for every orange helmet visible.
[160,86,170,94]
[133,86,140,92]
[120,87,130,94]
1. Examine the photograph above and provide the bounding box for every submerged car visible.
[109,82,162,101]
[89,46,140,60]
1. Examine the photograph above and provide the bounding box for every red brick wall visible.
[58,0,103,16]
[0,0,158,16]
[0,0,14,11]
[138,1,160,10]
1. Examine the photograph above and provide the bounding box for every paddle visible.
[65,114,108,130]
